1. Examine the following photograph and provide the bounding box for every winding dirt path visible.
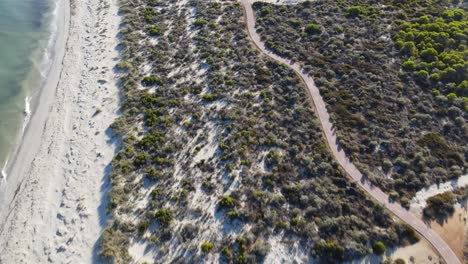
[240,1,460,263]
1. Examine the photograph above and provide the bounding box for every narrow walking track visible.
[241,1,460,263]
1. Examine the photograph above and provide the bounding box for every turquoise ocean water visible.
[0,0,56,176]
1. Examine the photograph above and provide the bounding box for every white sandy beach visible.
[0,0,120,262]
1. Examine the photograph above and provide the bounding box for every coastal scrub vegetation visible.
[422,186,467,220]
[253,0,467,201]
[100,0,416,263]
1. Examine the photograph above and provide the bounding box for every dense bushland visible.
[253,0,467,201]
[100,0,416,263]
[394,8,466,98]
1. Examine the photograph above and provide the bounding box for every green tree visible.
[420,48,438,62]
[401,42,417,56]
[446,93,457,100]
[373,241,386,255]
[418,15,430,24]
[402,60,416,71]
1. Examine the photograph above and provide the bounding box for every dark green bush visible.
[141,75,162,86]
[154,208,173,227]
[305,23,321,35]
[423,192,456,219]
[313,241,344,260]
[372,241,386,255]
[201,242,214,253]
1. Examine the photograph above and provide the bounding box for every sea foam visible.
[22,96,31,133]
[1,156,8,181]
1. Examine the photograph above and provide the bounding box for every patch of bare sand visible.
[426,201,468,262]
[389,239,441,264]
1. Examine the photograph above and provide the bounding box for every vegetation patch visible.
[372,241,386,255]
[100,0,417,262]
[423,187,467,220]
[394,8,466,98]
[253,0,466,200]
[201,242,214,253]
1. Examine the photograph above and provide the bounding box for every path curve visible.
[240,1,460,263]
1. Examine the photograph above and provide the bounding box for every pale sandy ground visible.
[409,175,468,262]
[388,239,442,264]
[427,202,467,261]
[345,239,441,264]
[391,202,468,264]
[0,0,120,262]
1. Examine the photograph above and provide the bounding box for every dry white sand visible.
[410,174,468,215]
[0,0,120,262]
[388,239,441,264]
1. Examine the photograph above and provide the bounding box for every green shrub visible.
[134,153,149,166]
[137,221,150,235]
[227,210,239,219]
[221,246,231,256]
[154,208,173,227]
[402,60,416,71]
[290,216,301,226]
[372,241,386,255]
[313,241,344,260]
[417,133,452,158]
[219,195,236,208]
[141,75,162,86]
[346,6,364,18]
[194,18,208,27]
[420,48,438,62]
[151,188,163,199]
[148,26,163,36]
[201,242,214,253]
[99,226,132,262]
[416,70,429,80]
[305,23,321,35]
[446,93,457,100]
[202,93,218,101]
[423,192,456,219]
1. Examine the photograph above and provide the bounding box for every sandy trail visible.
[0,0,120,262]
[241,1,461,263]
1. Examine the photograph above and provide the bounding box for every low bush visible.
[201,242,214,253]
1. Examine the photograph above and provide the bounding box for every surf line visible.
[1,156,8,182]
